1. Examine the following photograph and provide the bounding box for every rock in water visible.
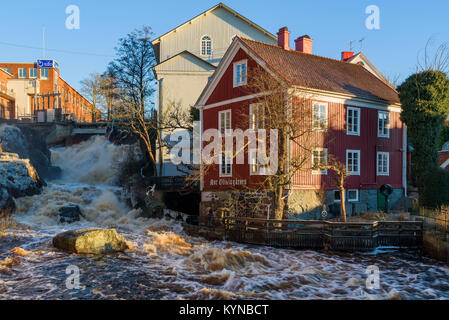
[52,228,129,254]
[0,152,45,198]
[58,204,84,223]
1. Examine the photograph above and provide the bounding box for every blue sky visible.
[1,0,448,91]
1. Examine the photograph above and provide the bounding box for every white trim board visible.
[195,37,282,108]
[441,158,449,169]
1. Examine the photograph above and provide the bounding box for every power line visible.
[0,41,113,58]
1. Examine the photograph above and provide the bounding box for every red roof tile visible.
[240,38,400,104]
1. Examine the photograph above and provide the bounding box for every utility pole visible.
[42,26,46,58]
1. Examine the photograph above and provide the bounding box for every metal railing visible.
[184,216,423,251]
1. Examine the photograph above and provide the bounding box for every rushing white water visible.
[1,136,449,300]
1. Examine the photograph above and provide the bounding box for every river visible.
[1,136,449,300]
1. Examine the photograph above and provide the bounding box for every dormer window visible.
[201,36,212,56]
[233,60,247,87]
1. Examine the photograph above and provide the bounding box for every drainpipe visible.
[402,124,408,197]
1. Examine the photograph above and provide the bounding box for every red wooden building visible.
[196,27,406,218]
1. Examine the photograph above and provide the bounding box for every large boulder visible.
[0,124,59,180]
[58,204,85,224]
[0,152,45,198]
[52,228,129,254]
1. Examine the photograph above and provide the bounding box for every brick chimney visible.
[295,35,313,54]
[341,51,354,61]
[277,27,290,50]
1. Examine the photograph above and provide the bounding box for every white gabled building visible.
[152,2,277,176]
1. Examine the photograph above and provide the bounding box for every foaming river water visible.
[1,136,449,300]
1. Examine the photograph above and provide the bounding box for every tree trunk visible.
[339,186,347,222]
[273,185,285,220]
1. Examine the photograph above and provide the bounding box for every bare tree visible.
[100,71,120,121]
[317,154,349,222]
[418,38,449,73]
[108,26,156,116]
[240,66,317,220]
[80,73,106,122]
[108,26,158,174]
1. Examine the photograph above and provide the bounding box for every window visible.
[378,111,390,138]
[233,60,247,87]
[334,190,359,202]
[249,103,264,130]
[29,68,37,78]
[377,152,389,176]
[249,149,269,175]
[18,68,27,78]
[334,191,341,202]
[347,190,359,202]
[347,107,360,135]
[346,150,361,175]
[312,148,328,175]
[40,68,49,79]
[220,153,232,177]
[312,102,328,130]
[201,36,212,56]
[218,110,231,135]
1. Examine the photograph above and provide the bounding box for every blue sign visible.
[37,59,56,68]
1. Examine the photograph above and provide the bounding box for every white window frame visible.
[249,149,269,176]
[200,35,212,57]
[347,189,359,202]
[218,109,231,136]
[233,60,247,88]
[219,153,232,177]
[312,148,328,175]
[346,149,361,175]
[29,68,37,78]
[312,101,328,131]
[377,152,390,176]
[347,106,360,136]
[249,103,265,130]
[378,111,390,138]
[40,68,49,80]
[18,68,27,78]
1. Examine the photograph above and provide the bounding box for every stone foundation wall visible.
[201,188,406,220]
[286,188,405,219]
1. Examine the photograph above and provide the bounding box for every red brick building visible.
[0,61,98,122]
[0,68,15,119]
[196,28,406,218]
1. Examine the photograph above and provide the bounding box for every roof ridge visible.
[240,37,399,99]
[240,37,361,66]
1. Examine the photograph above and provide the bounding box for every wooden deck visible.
[183,216,423,251]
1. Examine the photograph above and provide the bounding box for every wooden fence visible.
[183,216,423,251]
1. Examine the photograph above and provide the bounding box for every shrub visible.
[420,168,449,208]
